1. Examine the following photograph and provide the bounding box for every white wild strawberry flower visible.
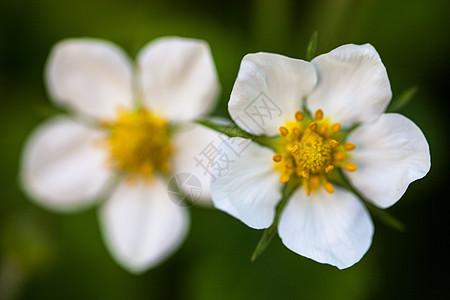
[211,44,430,269]
[21,37,221,273]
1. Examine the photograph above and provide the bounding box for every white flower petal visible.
[99,178,189,274]
[20,117,112,211]
[278,186,374,269]
[345,113,430,208]
[172,122,226,206]
[210,138,283,229]
[307,44,391,127]
[137,37,219,121]
[45,38,134,120]
[229,53,317,136]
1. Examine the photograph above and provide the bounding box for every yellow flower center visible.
[102,108,172,181]
[273,109,357,195]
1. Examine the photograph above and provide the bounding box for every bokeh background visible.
[1,0,449,299]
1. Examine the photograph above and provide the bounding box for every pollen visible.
[295,110,304,122]
[344,162,358,172]
[314,109,324,120]
[279,126,289,136]
[309,122,318,131]
[344,142,356,151]
[272,109,357,196]
[324,182,334,194]
[331,123,341,133]
[280,174,290,183]
[329,139,339,148]
[273,153,282,163]
[102,108,172,181]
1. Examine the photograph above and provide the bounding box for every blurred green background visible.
[1,0,449,299]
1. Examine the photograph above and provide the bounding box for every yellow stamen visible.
[331,123,341,133]
[344,162,358,172]
[279,126,289,136]
[273,108,357,190]
[272,153,282,163]
[309,122,318,131]
[325,165,334,173]
[103,108,172,180]
[333,152,346,161]
[280,174,290,183]
[318,124,328,135]
[324,182,334,194]
[305,184,311,196]
[310,175,321,188]
[344,142,356,151]
[285,160,294,169]
[315,109,324,120]
[295,110,304,122]
[292,128,301,137]
[329,139,339,148]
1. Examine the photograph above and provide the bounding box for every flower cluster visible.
[21,38,430,272]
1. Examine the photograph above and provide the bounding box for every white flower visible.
[211,44,430,269]
[21,37,222,273]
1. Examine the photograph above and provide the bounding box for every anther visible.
[279,126,289,136]
[324,182,334,194]
[292,128,301,137]
[331,123,341,133]
[310,175,321,188]
[344,162,358,172]
[280,174,290,183]
[295,110,304,122]
[272,153,282,163]
[318,124,328,135]
[333,152,346,161]
[305,184,311,196]
[315,109,324,120]
[309,122,318,131]
[329,139,339,148]
[325,165,334,173]
[301,170,309,179]
[285,159,294,169]
[343,142,356,151]
[291,144,299,154]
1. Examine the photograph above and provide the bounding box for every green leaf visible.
[195,118,256,140]
[251,179,300,261]
[387,85,418,112]
[364,201,406,232]
[305,30,318,61]
[195,118,281,152]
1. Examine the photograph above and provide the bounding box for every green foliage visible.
[305,31,318,61]
[388,86,419,112]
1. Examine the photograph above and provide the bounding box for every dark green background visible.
[1,0,449,299]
